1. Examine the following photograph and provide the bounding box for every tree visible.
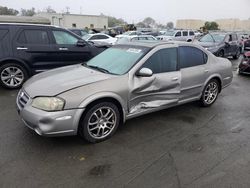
[20,7,36,16]
[44,6,56,13]
[166,22,174,29]
[203,21,219,31]
[107,16,127,27]
[0,6,19,15]
[136,22,147,28]
[142,17,156,27]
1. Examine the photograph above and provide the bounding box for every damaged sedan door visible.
[129,47,181,115]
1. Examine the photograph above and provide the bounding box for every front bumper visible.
[17,102,85,137]
[239,63,250,74]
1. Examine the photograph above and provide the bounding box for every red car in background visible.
[239,51,250,75]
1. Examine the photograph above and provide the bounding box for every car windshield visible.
[85,46,149,75]
[82,34,91,40]
[164,31,175,36]
[200,33,225,43]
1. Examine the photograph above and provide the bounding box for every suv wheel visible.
[0,63,28,89]
[200,79,219,107]
[78,102,120,143]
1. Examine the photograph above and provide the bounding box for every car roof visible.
[0,23,60,28]
[115,41,196,49]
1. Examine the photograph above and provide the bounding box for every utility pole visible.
[65,6,70,14]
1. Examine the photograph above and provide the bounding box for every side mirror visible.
[76,40,86,47]
[136,68,153,77]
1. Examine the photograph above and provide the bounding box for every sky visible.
[0,0,250,24]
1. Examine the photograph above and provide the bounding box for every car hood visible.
[196,41,220,48]
[23,64,113,98]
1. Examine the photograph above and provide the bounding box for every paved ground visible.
[0,57,250,188]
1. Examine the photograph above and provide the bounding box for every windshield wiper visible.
[82,63,111,74]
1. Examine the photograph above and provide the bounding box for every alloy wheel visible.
[203,82,219,105]
[1,66,24,87]
[87,107,117,139]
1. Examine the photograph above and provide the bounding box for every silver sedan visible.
[17,41,233,143]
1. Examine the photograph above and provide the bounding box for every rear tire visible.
[0,63,28,89]
[78,102,120,143]
[200,79,219,107]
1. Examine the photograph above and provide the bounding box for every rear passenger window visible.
[179,46,206,68]
[183,31,188,36]
[142,48,177,74]
[189,31,195,36]
[0,29,8,40]
[24,30,49,44]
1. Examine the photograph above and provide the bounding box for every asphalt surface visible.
[0,56,250,188]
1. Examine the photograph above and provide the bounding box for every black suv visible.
[196,32,241,59]
[0,23,108,89]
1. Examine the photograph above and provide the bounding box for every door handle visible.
[59,47,68,51]
[204,69,209,73]
[17,47,28,50]
[171,77,179,81]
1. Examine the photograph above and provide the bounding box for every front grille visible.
[17,90,30,109]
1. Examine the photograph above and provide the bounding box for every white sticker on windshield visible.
[127,48,142,53]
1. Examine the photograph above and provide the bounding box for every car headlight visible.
[242,60,249,65]
[32,97,65,111]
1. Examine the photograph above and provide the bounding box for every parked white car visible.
[157,30,195,42]
[116,35,157,44]
[82,33,117,45]
[115,31,143,39]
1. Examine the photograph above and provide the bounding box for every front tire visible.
[200,79,219,107]
[78,102,120,143]
[0,63,28,89]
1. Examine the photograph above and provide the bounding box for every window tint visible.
[17,31,26,43]
[138,37,147,40]
[175,31,181,37]
[90,35,109,40]
[147,37,155,40]
[131,37,139,41]
[183,31,188,36]
[143,48,177,74]
[97,35,109,39]
[0,29,8,40]
[20,30,49,44]
[52,30,78,45]
[179,46,206,68]
[189,31,195,36]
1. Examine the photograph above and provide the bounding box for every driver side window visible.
[142,48,177,74]
[52,30,78,45]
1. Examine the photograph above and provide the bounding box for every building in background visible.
[176,19,205,30]
[35,13,108,29]
[0,15,50,25]
[176,19,250,31]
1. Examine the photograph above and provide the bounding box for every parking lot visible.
[0,56,250,188]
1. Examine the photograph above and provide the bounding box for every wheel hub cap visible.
[1,66,24,87]
[87,107,117,139]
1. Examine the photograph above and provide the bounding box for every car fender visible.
[78,91,127,122]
